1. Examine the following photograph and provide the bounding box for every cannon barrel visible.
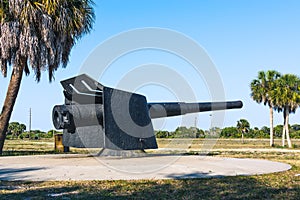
[53,100,242,130]
[148,100,243,119]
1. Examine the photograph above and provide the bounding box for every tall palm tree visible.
[236,119,250,143]
[271,74,300,148]
[0,0,95,154]
[250,70,281,146]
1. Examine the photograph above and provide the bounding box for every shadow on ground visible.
[0,175,299,200]
[0,167,46,181]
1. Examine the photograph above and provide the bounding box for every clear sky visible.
[1,0,300,132]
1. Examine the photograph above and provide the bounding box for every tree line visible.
[6,121,61,140]
[8,120,300,143]
[155,119,300,142]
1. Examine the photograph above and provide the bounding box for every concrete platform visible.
[0,154,291,181]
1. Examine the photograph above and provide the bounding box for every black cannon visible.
[52,74,243,150]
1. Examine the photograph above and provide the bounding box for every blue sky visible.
[1,0,300,131]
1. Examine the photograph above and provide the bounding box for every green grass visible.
[2,138,99,156]
[3,138,300,156]
[157,138,300,149]
[0,138,299,199]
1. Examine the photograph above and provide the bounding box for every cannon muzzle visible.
[52,104,104,131]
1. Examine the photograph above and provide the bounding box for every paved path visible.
[0,154,291,181]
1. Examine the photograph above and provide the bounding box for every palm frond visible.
[0,0,95,81]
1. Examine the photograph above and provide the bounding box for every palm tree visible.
[236,119,250,143]
[250,70,281,147]
[8,122,26,139]
[271,74,300,148]
[0,0,95,154]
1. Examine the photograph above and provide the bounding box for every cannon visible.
[52,74,243,150]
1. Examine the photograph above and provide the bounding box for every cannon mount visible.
[52,74,243,150]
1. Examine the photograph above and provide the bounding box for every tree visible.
[291,124,300,131]
[155,130,171,138]
[0,0,95,154]
[8,122,19,138]
[208,127,221,138]
[274,125,283,138]
[260,126,270,135]
[236,119,250,143]
[271,74,300,148]
[250,70,281,147]
[8,122,26,139]
[196,128,205,138]
[174,126,195,138]
[220,127,238,138]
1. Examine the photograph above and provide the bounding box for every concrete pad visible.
[0,154,291,181]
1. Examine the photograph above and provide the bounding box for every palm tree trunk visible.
[242,132,244,144]
[285,111,292,148]
[282,109,286,147]
[0,63,24,155]
[269,106,274,147]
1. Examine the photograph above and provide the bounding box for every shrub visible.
[290,130,300,139]
[220,127,238,138]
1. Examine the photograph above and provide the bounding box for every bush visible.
[155,127,205,138]
[220,127,238,138]
[155,131,171,138]
[247,129,268,138]
[173,127,203,138]
[290,130,300,139]
[19,132,30,139]
[6,135,12,140]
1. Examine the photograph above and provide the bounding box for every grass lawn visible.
[0,138,299,199]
